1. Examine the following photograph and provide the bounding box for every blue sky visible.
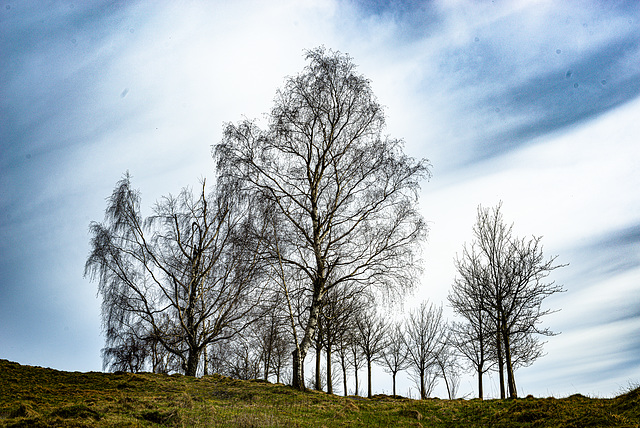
[1,0,639,398]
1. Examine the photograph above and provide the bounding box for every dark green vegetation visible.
[1,360,638,427]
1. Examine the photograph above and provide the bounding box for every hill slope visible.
[0,359,638,427]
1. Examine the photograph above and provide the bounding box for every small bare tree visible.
[226,338,262,380]
[449,321,493,399]
[251,301,290,382]
[205,340,233,376]
[403,301,446,399]
[335,321,356,396]
[100,326,148,373]
[85,174,264,376]
[381,321,409,397]
[349,332,366,396]
[435,331,462,400]
[355,308,388,398]
[321,286,368,394]
[449,244,493,399]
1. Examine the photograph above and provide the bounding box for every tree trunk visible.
[341,354,348,396]
[315,338,322,391]
[354,366,359,396]
[326,345,333,394]
[420,369,426,399]
[367,358,372,398]
[203,346,208,376]
[392,372,397,397]
[442,368,452,400]
[502,325,517,398]
[292,283,324,390]
[496,328,505,399]
[478,317,485,399]
[292,348,305,390]
[185,347,200,377]
[315,315,323,390]
[264,334,272,381]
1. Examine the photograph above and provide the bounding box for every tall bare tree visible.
[450,203,565,398]
[85,174,264,376]
[403,301,446,399]
[215,47,429,390]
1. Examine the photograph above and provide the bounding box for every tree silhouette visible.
[215,47,429,389]
[85,174,264,376]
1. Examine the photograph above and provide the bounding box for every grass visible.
[1,359,639,427]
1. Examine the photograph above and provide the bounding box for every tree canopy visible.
[215,47,430,389]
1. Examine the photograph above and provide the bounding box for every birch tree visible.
[215,47,429,389]
[85,174,264,376]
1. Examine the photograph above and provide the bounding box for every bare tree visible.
[449,321,493,399]
[335,321,356,396]
[450,203,565,398]
[435,331,462,400]
[206,340,233,376]
[100,326,148,373]
[215,47,429,390]
[85,174,264,376]
[381,321,409,397]
[256,199,310,387]
[226,338,262,380]
[321,285,368,394]
[349,331,366,396]
[355,307,388,398]
[263,305,293,384]
[403,301,446,399]
[251,301,290,382]
[449,244,493,399]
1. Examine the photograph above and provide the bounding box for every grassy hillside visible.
[0,359,638,427]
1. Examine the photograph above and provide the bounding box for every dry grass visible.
[1,359,638,427]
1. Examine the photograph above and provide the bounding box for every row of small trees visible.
[205,297,450,399]
[85,47,563,399]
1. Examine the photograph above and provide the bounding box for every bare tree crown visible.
[215,47,430,389]
[449,202,565,398]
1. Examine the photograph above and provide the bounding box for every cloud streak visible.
[479,35,640,158]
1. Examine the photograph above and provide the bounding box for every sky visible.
[1,0,639,399]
